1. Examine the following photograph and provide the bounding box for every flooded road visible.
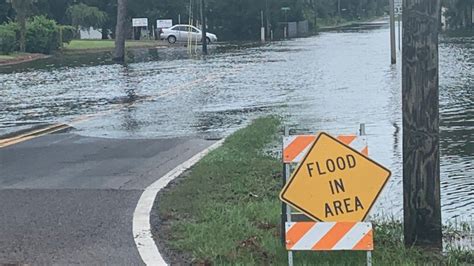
[0,25,472,222]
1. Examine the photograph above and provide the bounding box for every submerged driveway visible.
[0,129,214,264]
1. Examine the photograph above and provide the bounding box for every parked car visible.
[160,25,218,44]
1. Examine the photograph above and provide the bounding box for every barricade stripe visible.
[283,136,297,148]
[312,222,355,250]
[337,135,357,145]
[347,136,364,150]
[291,222,335,250]
[332,222,372,250]
[283,134,368,163]
[285,222,374,251]
[361,146,369,157]
[283,136,316,163]
[347,136,368,155]
[352,229,374,250]
[286,222,296,232]
[286,222,315,250]
[293,145,312,163]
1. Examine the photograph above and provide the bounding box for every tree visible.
[0,0,13,25]
[33,0,75,24]
[66,3,107,31]
[81,0,116,39]
[7,0,36,52]
[114,0,126,61]
[4,0,392,43]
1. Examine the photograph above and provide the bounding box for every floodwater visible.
[0,23,472,223]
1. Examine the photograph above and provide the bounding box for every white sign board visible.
[132,18,148,27]
[157,19,173,28]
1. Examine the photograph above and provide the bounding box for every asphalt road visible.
[0,129,215,264]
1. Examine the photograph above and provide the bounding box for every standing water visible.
[0,24,472,223]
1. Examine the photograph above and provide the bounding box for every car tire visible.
[168,36,177,44]
[206,37,211,44]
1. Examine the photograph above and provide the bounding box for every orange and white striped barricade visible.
[281,126,373,266]
[285,222,373,251]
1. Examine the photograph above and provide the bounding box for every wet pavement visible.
[0,24,472,224]
[0,132,214,264]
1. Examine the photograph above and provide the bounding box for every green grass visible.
[0,55,15,60]
[63,39,159,51]
[157,116,473,265]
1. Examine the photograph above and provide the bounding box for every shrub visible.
[2,21,20,37]
[0,25,16,54]
[26,15,59,54]
[0,21,19,54]
[60,25,76,44]
[1,17,76,55]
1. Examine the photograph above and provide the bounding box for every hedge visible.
[0,16,76,54]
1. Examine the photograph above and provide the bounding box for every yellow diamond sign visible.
[280,132,391,222]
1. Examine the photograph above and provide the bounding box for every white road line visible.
[133,139,226,265]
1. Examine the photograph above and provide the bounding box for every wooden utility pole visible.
[261,10,265,42]
[389,0,396,64]
[398,14,401,50]
[201,0,208,55]
[114,0,127,62]
[265,0,270,39]
[337,0,341,17]
[402,0,442,250]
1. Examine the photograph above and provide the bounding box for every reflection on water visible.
[0,26,472,222]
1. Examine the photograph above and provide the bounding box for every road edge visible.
[132,138,226,266]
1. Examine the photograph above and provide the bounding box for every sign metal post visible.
[283,127,294,266]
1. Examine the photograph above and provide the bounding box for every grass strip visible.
[63,40,160,51]
[155,116,473,265]
[0,55,15,60]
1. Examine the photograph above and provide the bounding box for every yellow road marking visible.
[0,63,246,149]
[0,124,70,148]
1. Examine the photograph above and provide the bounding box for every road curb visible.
[132,138,226,266]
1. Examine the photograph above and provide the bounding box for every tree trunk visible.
[18,13,26,52]
[102,26,108,39]
[402,0,442,251]
[11,0,31,53]
[114,0,127,62]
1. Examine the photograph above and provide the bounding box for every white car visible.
[160,25,218,44]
